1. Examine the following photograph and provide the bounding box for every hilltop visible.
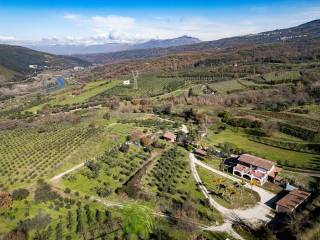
[76,19,320,64]
[26,35,201,55]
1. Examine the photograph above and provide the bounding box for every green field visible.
[27,80,119,113]
[201,128,320,169]
[209,80,246,94]
[262,71,301,83]
[197,166,259,209]
[94,73,186,98]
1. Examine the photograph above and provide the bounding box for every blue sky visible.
[0,0,320,44]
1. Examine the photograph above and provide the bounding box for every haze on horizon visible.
[0,0,320,46]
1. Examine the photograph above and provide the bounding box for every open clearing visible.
[201,128,320,169]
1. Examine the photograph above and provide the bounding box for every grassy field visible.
[197,166,259,209]
[262,71,301,83]
[209,80,246,94]
[201,128,320,169]
[94,73,186,98]
[27,80,119,113]
[249,110,320,131]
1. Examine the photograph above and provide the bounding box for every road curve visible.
[190,153,277,239]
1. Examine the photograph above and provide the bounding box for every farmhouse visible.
[162,132,176,142]
[232,154,282,185]
[276,189,311,213]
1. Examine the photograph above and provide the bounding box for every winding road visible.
[190,153,277,239]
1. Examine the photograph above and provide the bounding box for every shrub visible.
[34,182,59,203]
[64,188,71,194]
[119,144,130,153]
[103,112,111,120]
[96,183,112,197]
[12,189,29,200]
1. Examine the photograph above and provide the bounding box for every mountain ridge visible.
[75,19,320,64]
[25,35,201,55]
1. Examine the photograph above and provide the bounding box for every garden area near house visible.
[196,166,260,209]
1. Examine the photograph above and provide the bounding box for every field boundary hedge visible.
[248,135,320,154]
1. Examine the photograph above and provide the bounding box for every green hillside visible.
[0,44,89,84]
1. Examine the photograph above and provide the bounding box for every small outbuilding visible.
[194,148,207,157]
[276,189,311,213]
[162,132,176,142]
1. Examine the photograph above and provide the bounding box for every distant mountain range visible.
[0,45,89,84]
[25,36,201,55]
[132,36,201,50]
[1,19,320,84]
[76,19,320,64]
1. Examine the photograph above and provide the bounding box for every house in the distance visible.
[162,132,176,142]
[123,80,130,86]
[232,154,282,185]
[194,148,207,157]
[276,189,311,213]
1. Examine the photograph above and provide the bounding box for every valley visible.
[0,18,320,240]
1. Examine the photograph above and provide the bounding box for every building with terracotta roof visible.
[233,154,282,185]
[276,189,311,213]
[162,132,176,142]
[194,148,207,157]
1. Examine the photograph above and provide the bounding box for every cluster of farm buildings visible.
[162,131,311,214]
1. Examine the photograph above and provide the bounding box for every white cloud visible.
[0,35,17,42]
[63,13,81,21]
[8,7,319,47]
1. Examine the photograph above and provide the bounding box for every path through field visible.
[50,162,85,183]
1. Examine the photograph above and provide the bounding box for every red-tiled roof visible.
[238,154,274,171]
[252,170,265,179]
[276,189,311,211]
[234,164,247,172]
[194,149,207,156]
[163,132,176,140]
[268,166,283,178]
[234,164,267,179]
